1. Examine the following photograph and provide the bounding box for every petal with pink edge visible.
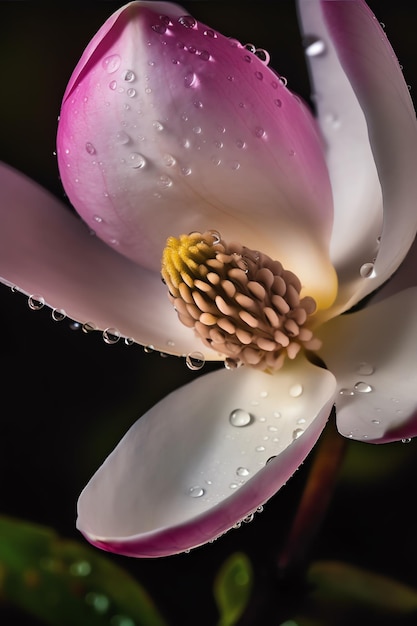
[0,162,217,358]
[57,1,336,309]
[317,288,417,443]
[297,0,417,313]
[77,360,336,557]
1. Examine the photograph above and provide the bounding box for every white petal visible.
[0,162,216,357]
[77,360,336,557]
[297,0,417,312]
[317,288,417,443]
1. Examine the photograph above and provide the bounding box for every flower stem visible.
[277,411,348,576]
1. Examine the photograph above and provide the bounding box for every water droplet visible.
[354,381,373,393]
[158,175,173,188]
[184,71,197,88]
[193,126,202,134]
[360,262,375,278]
[402,438,412,444]
[274,98,282,107]
[243,513,254,523]
[124,337,135,346]
[204,29,217,38]
[188,485,205,497]
[152,120,164,131]
[85,592,110,613]
[102,54,121,73]
[178,15,197,29]
[224,358,241,370]
[85,142,96,155]
[128,152,146,169]
[199,50,210,61]
[123,70,135,82]
[371,419,380,424]
[163,154,176,167]
[229,409,253,427]
[231,160,240,170]
[243,54,252,63]
[109,80,117,90]
[51,308,66,322]
[267,425,278,432]
[28,295,45,310]
[229,482,239,489]
[103,328,121,344]
[236,467,250,477]
[236,139,246,149]
[244,43,256,53]
[255,445,266,452]
[185,351,205,370]
[208,229,221,244]
[254,126,265,138]
[70,560,92,576]
[289,383,303,398]
[279,76,288,87]
[304,35,326,57]
[254,70,263,80]
[356,362,374,376]
[144,344,154,353]
[292,428,304,440]
[193,99,203,108]
[152,23,167,34]
[273,411,281,418]
[339,388,354,396]
[115,130,130,145]
[126,87,136,98]
[181,166,192,176]
[255,48,270,64]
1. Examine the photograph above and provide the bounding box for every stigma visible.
[161,231,321,371]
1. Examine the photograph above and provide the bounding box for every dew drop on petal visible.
[236,467,250,477]
[184,71,197,88]
[339,388,354,396]
[126,88,136,98]
[163,153,176,167]
[289,383,303,398]
[204,29,217,38]
[402,438,412,444]
[128,152,146,169]
[208,229,221,244]
[304,35,327,57]
[51,308,66,322]
[178,15,197,29]
[354,381,373,393]
[224,358,242,370]
[255,445,266,452]
[103,328,121,344]
[115,131,130,145]
[85,142,96,155]
[152,23,167,34]
[158,175,173,188]
[356,362,374,376]
[292,428,304,440]
[185,351,205,370]
[229,409,253,427]
[28,295,45,310]
[360,262,375,278]
[188,485,205,497]
[102,54,121,73]
[124,337,135,346]
[144,345,154,353]
[123,70,135,82]
[82,321,97,333]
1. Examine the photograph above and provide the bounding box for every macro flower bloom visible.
[1,0,417,558]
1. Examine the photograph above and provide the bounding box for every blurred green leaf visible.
[290,560,417,626]
[213,552,253,626]
[0,516,167,626]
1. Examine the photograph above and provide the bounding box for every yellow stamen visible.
[161,231,321,371]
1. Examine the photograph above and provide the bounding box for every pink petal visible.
[317,288,417,443]
[77,360,336,557]
[57,1,336,309]
[0,162,216,357]
[298,0,417,312]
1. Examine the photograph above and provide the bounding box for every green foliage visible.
[213,552,253,626]
[0,516,167,626]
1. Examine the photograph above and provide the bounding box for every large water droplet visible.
[102,55,121,73]
[51,308,66,322]
[360,262,375,278]
[289,383,303,398]
[178,15,197,29]
[163,153,176,167]
[236,467,250,477]
[152,23,167,35]
[103,328,121,344]
[115,130,130,145]
[128,152,146,169]
[185,351,205,370]
[28,295,45,310]
[188,485,205,498]
[123,70,135,82]
[356,362,374,376]
[204,29,217,38]
[292,428,304,440]
[304,36,326,57]
[158,175,173,188]
[354,381,373,393]
[184,71,197,88]
[224,358,241,370]
[126,87,136,98]
[85,142,96,155]
[254,126,265,138]
[229,409,253,427]
[152,120,164,132]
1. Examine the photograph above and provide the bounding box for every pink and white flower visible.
[1,1,417,557]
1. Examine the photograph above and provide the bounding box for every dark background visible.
[1,2,417,625]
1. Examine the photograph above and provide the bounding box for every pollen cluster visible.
[161,231,321,371]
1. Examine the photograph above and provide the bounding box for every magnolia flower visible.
[1,1,417,558]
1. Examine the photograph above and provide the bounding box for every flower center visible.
[161,231,321,371]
